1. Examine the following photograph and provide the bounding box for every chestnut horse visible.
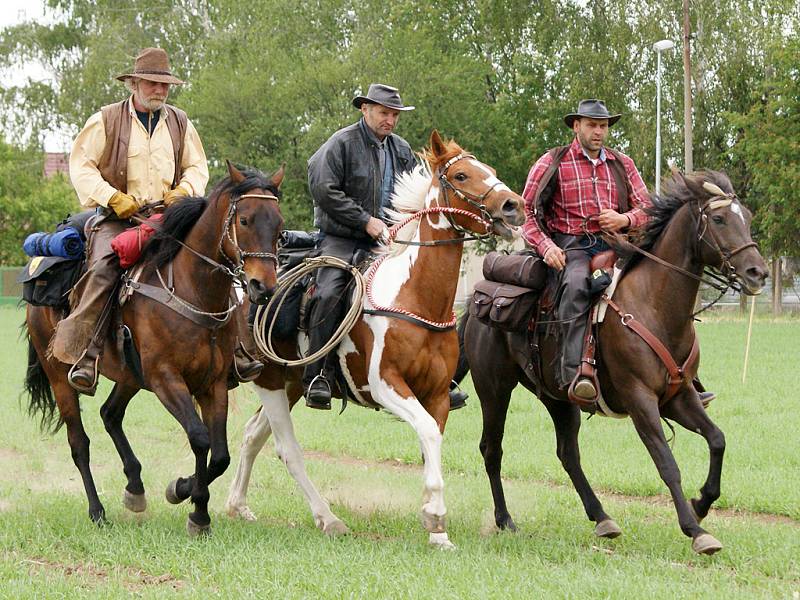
[225,131,525,548]
[458,171,768,554]
[24,163,284,535]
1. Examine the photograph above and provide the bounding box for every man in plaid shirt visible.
[522,99,649,401]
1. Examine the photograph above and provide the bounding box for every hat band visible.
[132,69,174,76]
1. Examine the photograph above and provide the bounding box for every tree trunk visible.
[772,256,783,315]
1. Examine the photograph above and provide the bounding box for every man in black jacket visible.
[303,83,416,409]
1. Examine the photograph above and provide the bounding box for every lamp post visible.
[653,39,675,196]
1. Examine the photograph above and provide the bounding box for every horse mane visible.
[142,166,280,269]
[380,137,466,255]
[614,170,735,271]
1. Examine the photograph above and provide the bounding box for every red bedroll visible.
[111,213,164,268]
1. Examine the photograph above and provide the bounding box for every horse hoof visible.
[186,517,211,537]
[123,490,147,513]
[226,503,257,522]
[497,516,518,532]
[322,519,350,536]
[594,518,622,539]
[429,532,456,549]
[692,533,723,555]
[90,509,109,526]
[422,512,446,534]
[165,480,185,505]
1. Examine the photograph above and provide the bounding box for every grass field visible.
[0,305,798,598]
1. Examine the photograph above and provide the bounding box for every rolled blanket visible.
[23,228,85,260]
[110,214,164,268]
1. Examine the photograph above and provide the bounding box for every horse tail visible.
[453,307,471,385]
[22,322,62,434]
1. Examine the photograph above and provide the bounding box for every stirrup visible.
[305,373,332,410]
[68,354,100,396]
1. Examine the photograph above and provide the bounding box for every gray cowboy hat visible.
[116,47,185,85]
[564,99,621,128]
[352,83,415,111]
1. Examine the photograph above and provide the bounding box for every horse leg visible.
[254,385,349,535]
[225,404,272,522]
[199,382,231,487]
[628,394,722,555]
[373,377,453,549]
[540,396,621,538]
[474,361,519,532]
[99,383,146,513]
[152,379,212,535]
[661,392,725,524]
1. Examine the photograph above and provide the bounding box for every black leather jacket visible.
[308,119,416,240]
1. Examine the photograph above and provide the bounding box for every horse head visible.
[679,172,768,295]
[222,161,285,304]
[425,130,525,240]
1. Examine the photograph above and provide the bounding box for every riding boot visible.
[693,378,716,407]
[567,316,599,406]
[68,346,101,396]
[228,308,264,388]
[448,381,468,411]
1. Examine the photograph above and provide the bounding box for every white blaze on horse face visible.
[468,158,511,193]
[730,201,746,225]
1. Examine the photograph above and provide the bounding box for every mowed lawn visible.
[0,305,798,598]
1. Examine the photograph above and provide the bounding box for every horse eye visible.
[239,216,248,226]
[712,215,724,224]
[454,172,467,182]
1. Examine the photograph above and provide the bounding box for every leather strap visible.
[603,295,699,402]
[361,308,456,332]
[124,277,233,330]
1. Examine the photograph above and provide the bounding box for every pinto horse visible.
[458,171,768,554]
[225,131,525,548]
[24,162,284,535]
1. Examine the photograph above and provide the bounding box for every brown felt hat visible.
[116,48,184,85]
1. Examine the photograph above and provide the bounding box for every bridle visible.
[435,153,500,239]
[219,192,281,282]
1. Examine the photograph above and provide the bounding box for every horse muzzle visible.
[247,278,275,305]
[490,197,525,240]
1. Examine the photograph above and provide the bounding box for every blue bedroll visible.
[23,228,85,260]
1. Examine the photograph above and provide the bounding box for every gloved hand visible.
[163,184,191,206]
[107,191,140,219]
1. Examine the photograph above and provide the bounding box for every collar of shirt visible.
[574,138,608,166]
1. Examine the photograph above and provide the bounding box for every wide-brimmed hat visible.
[116,48,184,85]
[564,99,621,128]
[352,83,415,111]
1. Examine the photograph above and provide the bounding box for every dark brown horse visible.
[24,162,284,534]
[458,171,768,554]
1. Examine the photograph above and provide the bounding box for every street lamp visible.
[653,39,675,196]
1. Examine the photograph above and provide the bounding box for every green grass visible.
[1,305,798,598]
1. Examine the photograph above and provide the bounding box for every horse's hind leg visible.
[540,396,621,538]
[99,383,146,512]
[661,392,725,524]
[253,385,348,535]
[474,360,520,532]
[629,391,722,554]
[226,403,272,521]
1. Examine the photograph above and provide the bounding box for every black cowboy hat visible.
[352,83,415,111]
[564,99,621,128]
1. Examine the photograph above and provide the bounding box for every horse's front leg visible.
[99,383,146,513]
[372,374,453,549]
[254,385,349,535]
[151,375,212,536]
[661,389,726,524]
[628,387,722,555]
[226,401,273,522]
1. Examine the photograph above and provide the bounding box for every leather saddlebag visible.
[482,251,547,290]
[18,256,83,307]
[469,279,538,332]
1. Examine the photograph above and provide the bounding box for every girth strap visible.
[602,295,699,402]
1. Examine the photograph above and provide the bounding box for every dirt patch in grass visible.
[18,555,186,592]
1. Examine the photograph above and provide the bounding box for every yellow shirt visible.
[69,96,209,208]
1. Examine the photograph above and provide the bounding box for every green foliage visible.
[0,140,79,266]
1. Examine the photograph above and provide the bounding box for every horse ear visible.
[429,129,447,159]
[270,163,286,189]
[226,160,245,183]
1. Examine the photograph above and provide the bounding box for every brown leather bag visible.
[469,280,538,332]
[482,251,547,290]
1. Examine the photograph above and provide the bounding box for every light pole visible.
[653,39,675,196]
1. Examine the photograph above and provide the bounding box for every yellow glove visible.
[163,184,191,206]
[107,191,139,219]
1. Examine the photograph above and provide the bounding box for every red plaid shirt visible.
[521,138,651,257]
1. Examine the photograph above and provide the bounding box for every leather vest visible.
[98,98,188,193]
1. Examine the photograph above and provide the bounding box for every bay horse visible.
[24,162,284,535]
[225,131,525,548]
[458,171,768,554]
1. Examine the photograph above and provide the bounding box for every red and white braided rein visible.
[364,206,492,329]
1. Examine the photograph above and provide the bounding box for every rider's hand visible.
[597,209,630,232]
[108,191,140,219]
[543,246,566,271]
[366,216,388,241]
[163,184,191,206]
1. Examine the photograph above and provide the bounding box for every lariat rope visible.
[253,205,493,366]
